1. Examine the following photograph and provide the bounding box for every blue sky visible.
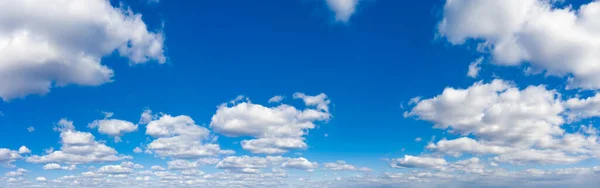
[1,0,600,187]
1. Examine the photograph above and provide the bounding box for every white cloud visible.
[4,168,27,177]
[241,137,307,155]
[0,148,22,166]
[145,114,230,159]
[26,119,126,164]
[139,109,156,124]
[36,177,46,182]
[293,93,331,112]
[325,0,360,22]
[493,149,588,165]
[27,126,34,132]
[467,57,483,78]
[88,119,138,142]
[391,155,447,169]
[268,95,284,103]
[211,94,331,154]
[438,0,600,89]
[216,156,269,174]
[564,93,600,122]
[323,160,370,172]
[150,165,165,171]
[167,159,197,170]
[43,163,76,171]
[407,79,600,165]
[281,157,318,171]
[0,0,165,100]
[407,80,563,148]
[426,137,510,157]
[97,165,133,174]
[17,146,30,154]
[133,147,143,153]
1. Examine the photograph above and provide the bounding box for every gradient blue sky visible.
[2,0,600,187]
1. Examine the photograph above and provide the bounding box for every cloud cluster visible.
[26,119,127,165]
[210,93,331,154]
[407,79,600,165]
[145,113,233,159]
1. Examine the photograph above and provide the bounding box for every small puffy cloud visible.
[27,126,34,132]
[43,163,76,171]
[167,159,197,170]
[4,168,27,177]
[293,93,331,112]
[88,119,138,142]
[133,147,143,153]
[145,114,229,159]
[17,146,30,154]
[467,57,483,78]
[268,95,284,103]
[216,156,269,174]
[35,177,46,182]
[26,119,126,164]
[391,155,447,169]
[323,161,369,172]
[139,109,156,124]
[151,165,166,171]
[211,93,331,154]
[0,0,166,100]
[281,157,318,171]
[97,165,133,174]
[325,0,360,22]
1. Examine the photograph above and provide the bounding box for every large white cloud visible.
[88,119,138,142]
[407,79,600,165]
[145,114,232,159]
[210,93,331,154]
[438,0,600,89]
[0,0,166,100]
[26,119,127,164]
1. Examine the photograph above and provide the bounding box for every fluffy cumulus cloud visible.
[210,93,331,154]
[26,119,127,164]
[0,148,21,166]
[17,146,30,154]
[438,0,600,89]
[325,0,360,22]
[145,114,232,159]
[391,155,447,169]
[281,157,319,171]
[0,0,166,100]
[407,79,600,165]
[88,119,138,142]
